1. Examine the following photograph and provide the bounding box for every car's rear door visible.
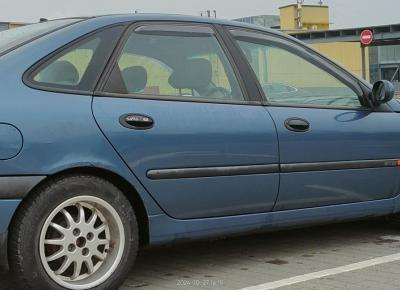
[93,22,280,219]
[229,28,400,211]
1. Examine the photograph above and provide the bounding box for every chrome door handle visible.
[119,113,154,130]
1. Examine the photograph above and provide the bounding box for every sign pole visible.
[360,29,373,81]
[361,44,366,80]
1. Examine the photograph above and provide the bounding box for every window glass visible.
[30,26,123,91]
[104,26,244,101]
[236,38,361,107]
[34,38,100,86]
[118,53,175,95]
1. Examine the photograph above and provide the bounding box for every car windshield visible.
[0,18,83,55]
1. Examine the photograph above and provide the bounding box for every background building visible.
[291,24,400,94]
[234,2,400,96]
[279,3,329,32]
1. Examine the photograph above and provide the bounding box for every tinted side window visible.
[104,25,244,101]
[28,26,124,92]
[235,36,361,108]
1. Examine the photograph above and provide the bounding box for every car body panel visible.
[266,107,400,210]
[0,200,20,233]
[267,107,400,163]
[93,97,280,218]
[276,168,400,210]
[0,124,23,160]
[148,194,400,244]
[0,29,165,234]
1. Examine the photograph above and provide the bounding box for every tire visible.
[8,174,139,290]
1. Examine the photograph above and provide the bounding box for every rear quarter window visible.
[25,25,125,93]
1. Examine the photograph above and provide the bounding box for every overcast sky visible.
[1,0,399,29]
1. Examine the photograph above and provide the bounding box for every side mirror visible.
[370,80,395,106]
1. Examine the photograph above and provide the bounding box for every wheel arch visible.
[11,166,150,247]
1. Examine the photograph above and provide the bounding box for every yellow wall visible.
[280,6,297,31]
[280,5,329,31]
[310,42,369,81]
[279,5,368,81]
[265,46,346,88]
[302,6,329,29]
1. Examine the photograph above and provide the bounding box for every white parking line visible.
[240,252,400,290]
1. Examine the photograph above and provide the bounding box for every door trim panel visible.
[281,159,400,173]
[147,164,279,180]
[147,159,400,180]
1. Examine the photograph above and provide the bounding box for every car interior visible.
[104,30,244,100]
[35,60,80,86]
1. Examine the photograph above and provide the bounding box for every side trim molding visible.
[0,176,46,199]
[281,159,399,173]
[147,159,400,180]
[147,164,279,180]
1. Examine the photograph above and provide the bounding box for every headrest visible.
[169,58,212,90]
[121,66,148,93]
[38,60,79,85]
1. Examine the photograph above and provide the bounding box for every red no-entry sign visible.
[360,29,373,46]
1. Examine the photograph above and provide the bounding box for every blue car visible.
[0,14,399,290]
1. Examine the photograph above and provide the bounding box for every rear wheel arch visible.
[11,166,150,247]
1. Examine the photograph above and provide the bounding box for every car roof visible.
[81,14,369,89]
[81,13,292,39]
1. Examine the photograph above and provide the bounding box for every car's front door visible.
[230,28,400,211]
[93,23,280,219]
